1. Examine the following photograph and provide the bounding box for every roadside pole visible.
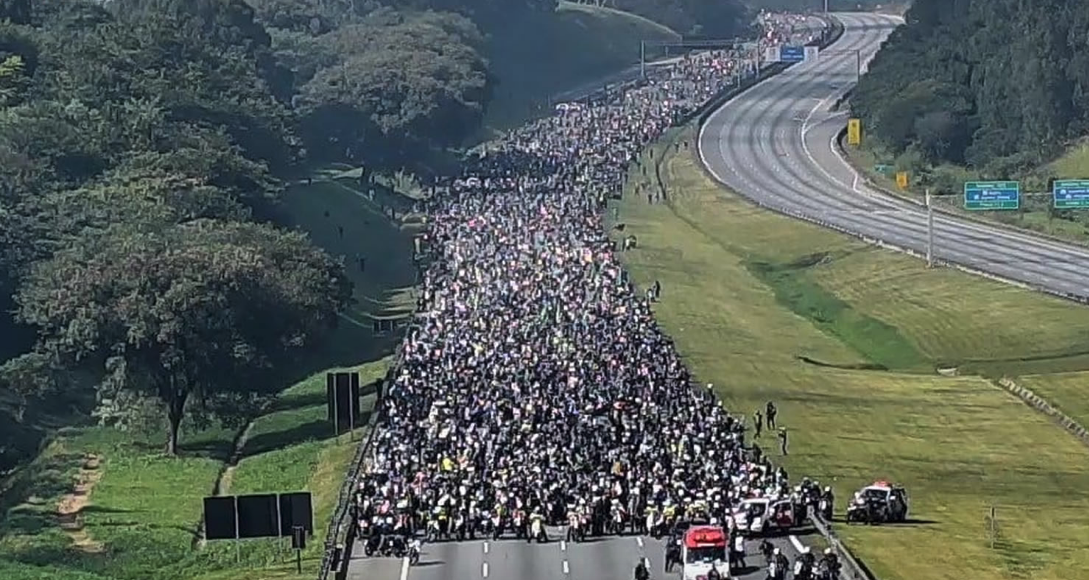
[926,188,934,268]
[640,41,646,79]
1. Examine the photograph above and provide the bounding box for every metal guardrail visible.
[316,347,403,580]
[810,514,874,580]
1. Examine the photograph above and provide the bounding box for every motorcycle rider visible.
[528,509,547,543]
[730,531,746,570]
[820,487,834,521]
[706,564,722,580]
[820,548,841,579]
[793,546,816,580]
[633,558,650,580]
[407,536,422,565]
[664,531,682,572]
[767,547,789,580]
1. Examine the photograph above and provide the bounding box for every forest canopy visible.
[0,0,759,469]
[851,0,1089,172]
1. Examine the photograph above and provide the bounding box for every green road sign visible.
[1053,179,1089,209]
[874,164,893,175]
[964,181,1019,211]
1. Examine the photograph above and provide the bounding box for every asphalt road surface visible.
[700,12,1089,300]
[347,526,817,580]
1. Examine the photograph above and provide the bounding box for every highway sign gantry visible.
[780,46,805,63]
[964,181,1020,211]
[1053,179,1089,209]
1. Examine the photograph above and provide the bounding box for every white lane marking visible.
[789,534,806,553]
[560,540,567,552]
[636,536,644,548]
[483,541,489,554]
[826,129,862,192]
[399,556,410,580]
[563,560,571,575]
[482,562,489,578]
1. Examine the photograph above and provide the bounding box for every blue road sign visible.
[964,181,1019,211]
[780,46,805,63]
[1053,179,1089,209]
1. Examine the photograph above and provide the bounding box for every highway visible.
[700,12,1089,301]
[346,526,817,580]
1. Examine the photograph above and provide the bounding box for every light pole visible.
[926,189,934,268]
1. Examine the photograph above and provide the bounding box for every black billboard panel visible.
[203,496,237,540]
[278,492,314,536]
[237,493,279,539]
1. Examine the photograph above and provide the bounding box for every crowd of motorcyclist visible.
[346,10,846,580]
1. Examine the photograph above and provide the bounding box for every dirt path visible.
[192,420,258,549]
[56,454,105,553]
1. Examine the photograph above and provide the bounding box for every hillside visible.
[845,0,1089,245]
[852,0,1089,172]
[483,1,680,133]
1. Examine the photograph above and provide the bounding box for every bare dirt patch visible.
[56,453,105,553]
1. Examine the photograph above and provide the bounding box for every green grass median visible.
[614,127,1089,580]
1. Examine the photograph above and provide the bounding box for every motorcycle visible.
[610,510,626,535]
[846,499,882,525]
[363,533,381,557]
[513,512,526,539]
[793,560,814,580]
[529,518,547,543]
[566,517,585,543]
[818,558,841,580]
[818,499,833,521]
[645,513,666,539]
[453,514,467,542]
[426,519,440,543]
[664,543,681,573]
[407,540,421,566]
[490,514,503,541]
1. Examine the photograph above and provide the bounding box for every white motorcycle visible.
[529,518,547,543]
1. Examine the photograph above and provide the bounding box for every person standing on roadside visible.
[766,401,778,430]
[753,409,763,437]
[778,428,788,456]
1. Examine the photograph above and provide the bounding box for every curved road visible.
[700,12,1089,300]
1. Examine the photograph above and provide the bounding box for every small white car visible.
[730,497,796,534]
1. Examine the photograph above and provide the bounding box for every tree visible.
[852,0,1089,169]
[16,221,352,455]
[295,11,490,163]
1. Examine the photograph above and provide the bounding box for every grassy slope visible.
[614,127,1089,580]
[482,1,679,135]
[1018,372,1089,430]
[843,136,1089,246]
[0,172,417,580]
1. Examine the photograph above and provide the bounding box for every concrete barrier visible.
[994,377,1089,447]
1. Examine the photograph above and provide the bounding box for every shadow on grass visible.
[0,451,84,537]
[175,440,233,463]
[80,506,134,516]
[240,411,373,460]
